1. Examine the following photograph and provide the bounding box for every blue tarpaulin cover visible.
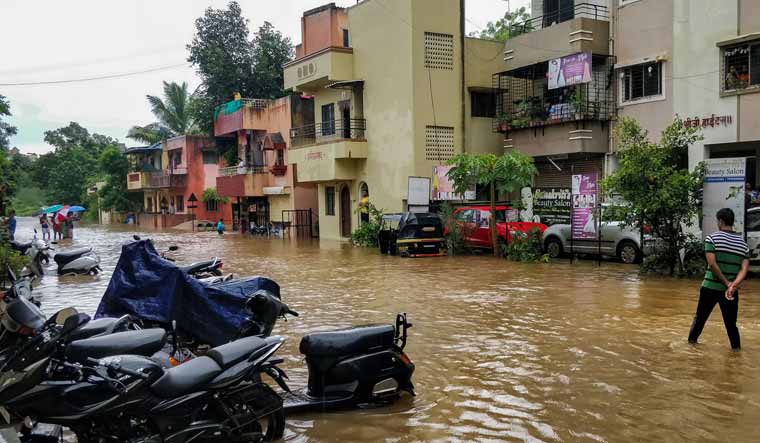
[95,240,280,346]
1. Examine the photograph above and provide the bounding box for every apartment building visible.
[213,94,319,233]
[126,136,232,228]
[284,1,505,240]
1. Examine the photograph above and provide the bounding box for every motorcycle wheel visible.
[225,384,285,442]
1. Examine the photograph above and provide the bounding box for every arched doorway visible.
[340,185,352,237]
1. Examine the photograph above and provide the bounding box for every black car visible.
[379,212,446,257]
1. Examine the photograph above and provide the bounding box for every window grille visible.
[424,32,454,70]
[425,126,455,161]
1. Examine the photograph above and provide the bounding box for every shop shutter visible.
[533,156,603,188]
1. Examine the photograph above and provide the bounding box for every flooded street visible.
[13,217,760,442]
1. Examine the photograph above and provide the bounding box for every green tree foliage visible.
[470,5,532,42]
[128,82,197,144]
[447,151,537,255]
[0,95,19,215]
[98,146,142,212]
[187,2,293,133]
[0,95,18,150]
[351,203,383,247]
[601,117,704,276]
[201,187,229,204]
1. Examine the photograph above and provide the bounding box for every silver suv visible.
[542,205,650,264]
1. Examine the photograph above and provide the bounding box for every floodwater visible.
[11,217,760,442]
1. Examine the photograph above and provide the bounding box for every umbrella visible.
[68,206,86,212]
[43,204,63,214]
[55,205,70,224]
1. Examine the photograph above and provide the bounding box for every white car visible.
[744,207,760,271]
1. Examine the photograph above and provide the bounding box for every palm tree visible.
[128,81,196,144]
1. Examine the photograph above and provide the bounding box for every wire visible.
[0,63,189,86]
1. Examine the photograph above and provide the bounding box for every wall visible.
[178,136,233,224]
[464,37,505,154]
[672,0,738,168]
[298,4,348,58]
[738,0,760,142]
[614,0,674,143]
[510,123,610,157]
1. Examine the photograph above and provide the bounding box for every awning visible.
[262,132,287,150]
[326,80,364,90]
[716,32,760,47]
[263,186,290,195]
[125,141,162,155]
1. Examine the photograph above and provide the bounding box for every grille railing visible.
[509,3,609,36]
[290,119,367,148]
[219,165,269,177]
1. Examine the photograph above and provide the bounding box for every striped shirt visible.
[703,230,749,291]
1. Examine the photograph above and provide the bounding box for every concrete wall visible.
[297,4,348,58]
[738,0,760,142]
[614,0,674,143]
[464,37,504,155]
[510,123,610,157]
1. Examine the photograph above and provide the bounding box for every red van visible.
[450,205,547,249]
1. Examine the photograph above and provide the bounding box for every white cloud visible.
[1,0,528,153]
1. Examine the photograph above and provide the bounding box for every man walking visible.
[688,208,749,350]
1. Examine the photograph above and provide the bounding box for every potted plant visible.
[498,112,512,132]
[570,87,588,120]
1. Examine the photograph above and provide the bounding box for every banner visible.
[702,158,746,236]
[532,187,572,226]
[571,173,598,240]
[432,166,476,201]
[548,52,592,90]
[407,176,431,206]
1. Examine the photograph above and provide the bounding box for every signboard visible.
[548,52,592,90]
[702,158,746,236]
[431,166,476,201]
[532,187,572,226]
[408,176,431,206]
[684,115,733,129]
[571,173,599,240]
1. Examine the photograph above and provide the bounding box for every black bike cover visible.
[95,240,280,346]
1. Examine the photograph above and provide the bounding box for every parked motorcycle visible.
[0,268,44,353]
[0,308,286,443]
[10,231,51,279]
[134,235,226,279]
[53,246,100,276]
[242,290,416,414]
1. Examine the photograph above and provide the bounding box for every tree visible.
[0,95,18,150]
[187,2,293,133]
[601,117,704,275]
[98,146,142,212]
[447,151,537,256]
[0,95,19,215]
[128,81,197,144]
[470,5,532,42]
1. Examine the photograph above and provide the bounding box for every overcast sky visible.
[1,0,530,154]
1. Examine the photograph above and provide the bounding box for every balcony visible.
[214,98,270,136]
[270,164,288,176]
[283,47,354,92]
[290,119,366,148]
[502,3,610,71]
[216,166,271,198]
[127,171,170,191]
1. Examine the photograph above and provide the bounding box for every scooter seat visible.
[10,241,31,254]
[64,329,167,363]
[206,336,268,369]
[54,247,92,266]
[150,356,222,398]
[299,324,395,358]
[66,317,129,342]
[179,260,214,275]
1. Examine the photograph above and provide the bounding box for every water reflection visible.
[10,217,760,442]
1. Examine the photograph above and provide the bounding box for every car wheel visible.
[545,237,563,259]
[618,241,641,264]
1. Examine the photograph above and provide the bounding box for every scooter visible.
[243,290,416,414]
[0,310,286,443]
[10,231,51,279]
[53,246,100,276]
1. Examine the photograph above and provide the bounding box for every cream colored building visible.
[285,1,504,240]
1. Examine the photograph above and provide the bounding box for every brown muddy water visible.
[10,217,760,442]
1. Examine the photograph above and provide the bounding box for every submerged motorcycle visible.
[53,246,100,276]
[242,290,416,414]
[0,309,286,443]
[134,235,226,279]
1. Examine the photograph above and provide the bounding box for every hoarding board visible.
[548,52,592,90]
[532,187,572,226]
[432,166,476,201]
[702,158,746,236]
[408,176,431,206]
[571,173,599,240]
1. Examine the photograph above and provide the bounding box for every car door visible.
[475,209,493,248]
[455,209,477,246]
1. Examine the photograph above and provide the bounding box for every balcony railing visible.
[509,3,609,36]
[219,165,269,177]
[290,119,367,148]
[168,166,187,175]
[493,55,615,132]
[148,171,170,188]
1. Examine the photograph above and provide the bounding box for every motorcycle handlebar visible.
[86,357,149,380]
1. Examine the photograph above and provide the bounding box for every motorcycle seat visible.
[54,247,92,266]
[150,356,222,398]
[64,329,167,363]
[66,317,127,342]
[206,336,268,369]
[179,260,214,274]
[299,324,395,358]
[10,241,31,254]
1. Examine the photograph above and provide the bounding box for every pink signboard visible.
[548,52,593,90]
[571,173,598,240]
[432,166,476,201]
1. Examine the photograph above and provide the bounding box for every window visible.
[276,149,285,166]
[176,195,184,212]
[456,209,474,223]
[425,126,455,161]
[723,42,760,92]
[202,150,218,164]
[343,29,350,48]
[321,104,335,136]
[622,62,662,102]
[206,199,219,212]
[471,92,496,118]
[424,32,454,70]
[325,186,336,216]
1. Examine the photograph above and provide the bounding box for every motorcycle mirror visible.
[169,246,179,251]
[62,313,91,334]
[133,235,141,241]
